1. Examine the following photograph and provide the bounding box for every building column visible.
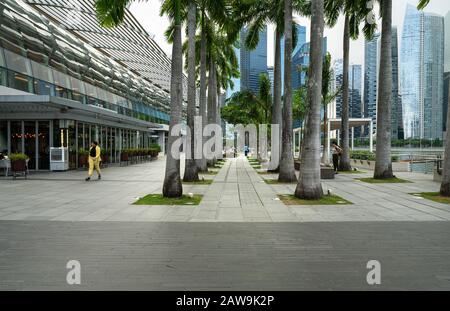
[369,120,373,153]
[351,127,354,150]
[327,120,331,162]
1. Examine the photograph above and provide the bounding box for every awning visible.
[0,94,164,132]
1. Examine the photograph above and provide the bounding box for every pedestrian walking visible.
[85,141,101,181]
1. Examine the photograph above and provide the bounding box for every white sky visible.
[130,0,450,67]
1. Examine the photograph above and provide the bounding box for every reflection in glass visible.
[38,121,50,170]
[10,121,22,153]
[24,121,36,170]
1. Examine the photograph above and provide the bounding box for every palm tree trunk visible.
[183,1,199,181]
[278,0,297,182]
[216,85,223,160]
[295,0,324,199]
[338,14,351,171]
[440,88,450,195]
[207,58,215,166]
[196,10,208,172]
[374,0,394,178]
[163,0,183,197]
[269,28,282,172]
[321,103,329,164]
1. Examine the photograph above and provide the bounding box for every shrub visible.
[78,148,89,156]
[150,143,161,153]
[9,153,28,161]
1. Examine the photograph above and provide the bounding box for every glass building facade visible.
[292,38,327,91]
[401,4,444,139]
[334,61,362,119]
[0,0,180,170]
[363,27,402,139]
[280,23,307,94]
[240,26,267,94]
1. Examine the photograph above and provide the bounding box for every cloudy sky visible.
[130,0,450,67]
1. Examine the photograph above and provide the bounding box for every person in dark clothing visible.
[331,142,342,174]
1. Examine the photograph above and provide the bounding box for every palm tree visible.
[321,52,341,164]
[95,0,184,198]
[278,0,297,182]
[236,0,308,172]
[324,0,376,172]
[182,1,200,182]
[373,0,393,179]
[294,0,324,199]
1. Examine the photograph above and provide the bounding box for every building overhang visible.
[0,94,164,133]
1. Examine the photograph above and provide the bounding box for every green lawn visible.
[279,194,352,205]
[411,192,450,204]
[182,179,213,185]
[133,194,203,205]
[356,177,412,183]
[264,179,297,184]
[338,169,366,174]
[199,170,218,175]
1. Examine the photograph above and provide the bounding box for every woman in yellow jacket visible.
[85,141,101,181]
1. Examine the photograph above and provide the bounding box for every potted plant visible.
[101,149,109,164]
[121,149,129,161]
[78,148,89,168]
[10,153,28,179]
[150,144,161,158]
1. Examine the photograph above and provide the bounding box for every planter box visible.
[320,167,335,179]
[78,155,88,168]
[11,159,27,179]
[350,159,410,172]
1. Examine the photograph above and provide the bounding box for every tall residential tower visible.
[401,4,444,140]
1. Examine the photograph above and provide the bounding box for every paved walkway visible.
[1,156,450,222]
[1,221,450,290]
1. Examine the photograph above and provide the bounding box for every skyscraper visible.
[334,60,362,121]
[401,4,444,140]
[241,26,267,94]
[279,23,306,94]
[363,27,402,139]
[292,38,328,90]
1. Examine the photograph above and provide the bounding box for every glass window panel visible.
[34,79,54,96]
[0,121,7,154]
[4,49,32,75]
[70,77,85,94]
[0,67,7,86]
[24,121,36,170]
[7,70,32,93]
[52,69,71,89]
[31,60,53,83]
[10,121,22,154]
[0,48,5,67]
[84,82,98,98]
[38,121,50,170]
[54,85,71,99]
[72,91,86,104]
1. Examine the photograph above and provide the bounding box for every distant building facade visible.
[401,4,444,140]
[363,27,402,139]
[241,26,267,94]
[279,23,306,94]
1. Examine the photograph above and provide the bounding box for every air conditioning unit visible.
[50,147,69,171]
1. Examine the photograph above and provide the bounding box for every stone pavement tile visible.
[217,208,244,221]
